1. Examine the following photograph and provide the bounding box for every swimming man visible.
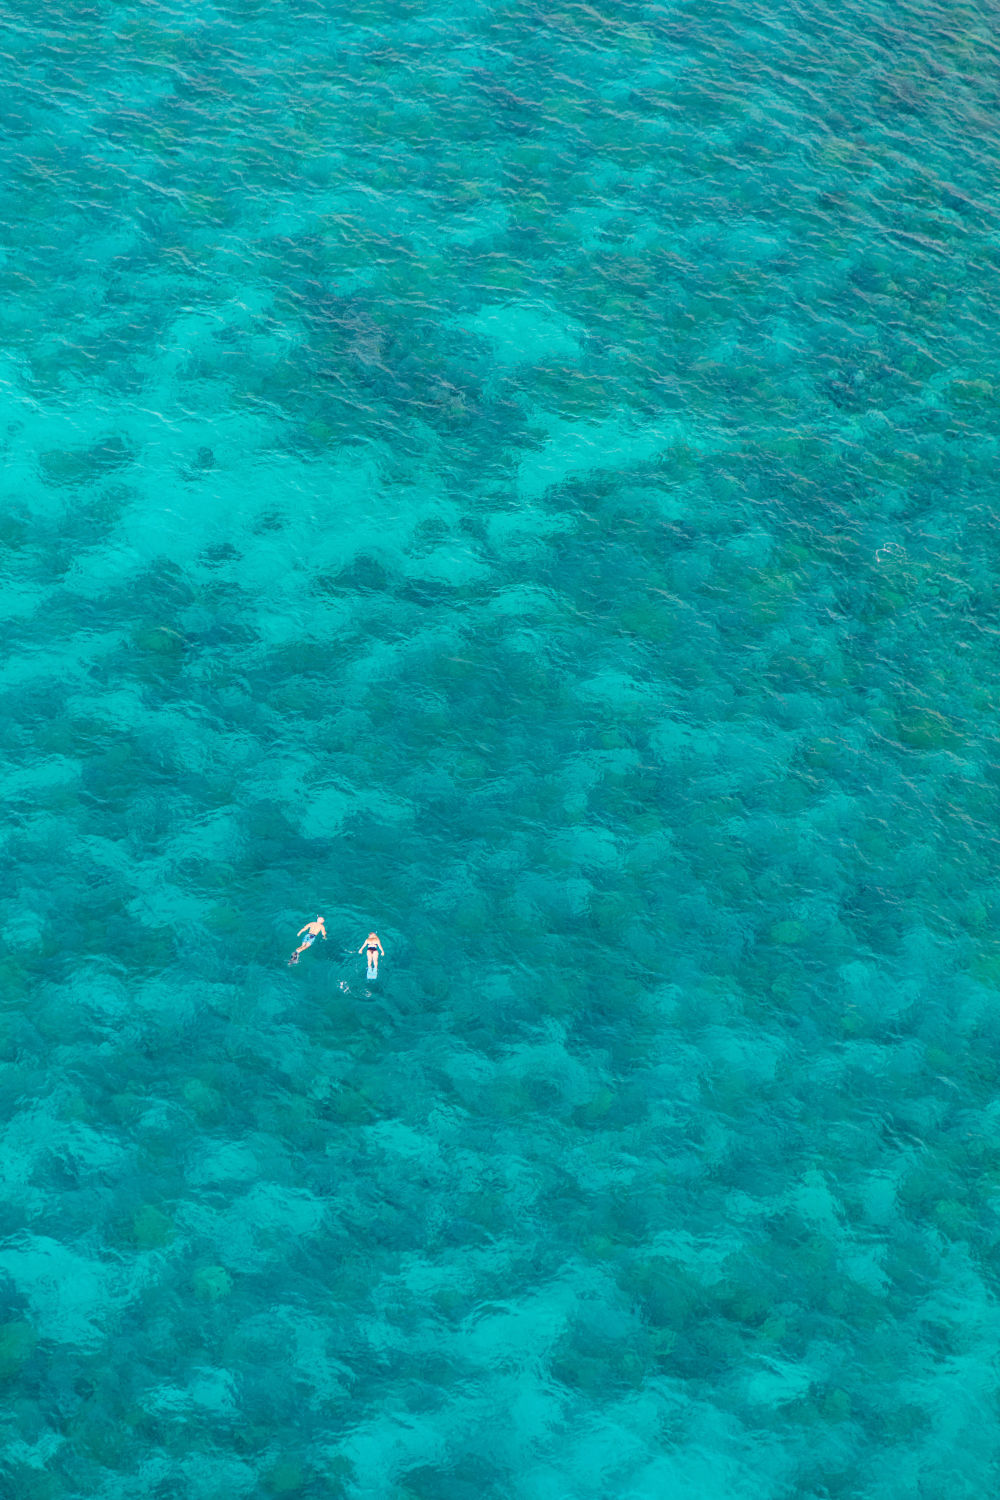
[289,915,326,965]
[360,931,384,978]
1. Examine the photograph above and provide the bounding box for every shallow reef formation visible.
[2,0,1000,1494]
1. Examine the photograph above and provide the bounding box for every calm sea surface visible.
[3,0,1000,1495]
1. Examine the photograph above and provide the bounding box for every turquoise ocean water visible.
[3,0,1000,1494]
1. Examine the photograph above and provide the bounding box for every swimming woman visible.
[359,931,384,978]
[289,915,326,965]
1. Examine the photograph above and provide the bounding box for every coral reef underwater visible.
[2,0,1000,1494]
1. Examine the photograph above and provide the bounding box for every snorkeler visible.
[359,931,384,978]
[289,915,326,965]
